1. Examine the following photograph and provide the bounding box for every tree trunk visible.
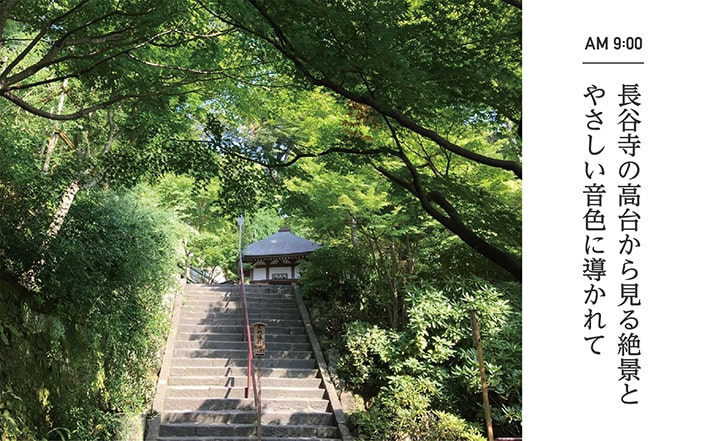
[349,214,359,247]
[375,165,522,282]
[21,180,81,291]
[42,79,69,173]
[46,180,80,239]
[428,191,522,281]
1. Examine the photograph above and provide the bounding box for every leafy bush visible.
[336,321,397,399]
[350,375,487,441]
[340,276,522,439]
[0,189,182,440]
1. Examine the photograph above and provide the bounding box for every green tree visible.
[0,84,218,291]
[143,173,286,281]
[288,159,436,328]
[0,0,229,119]
[0,0,242,288]
[197,0,522,280]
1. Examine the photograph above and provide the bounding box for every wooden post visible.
[470,309,494,441]
[253,322,266,441]
[256,355,262,441]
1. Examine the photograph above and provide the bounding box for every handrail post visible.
[237,216,257,402]
[470,309,494,441]
[253,322,266,441]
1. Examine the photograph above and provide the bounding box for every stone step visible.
[185,285,293,292]
[179,307,240,314]
[155,284,345,441]
[244,315,304,324]
[176,332,310,344]
[245,304,298,310]
[179,303,301,313]
[184,294,296,301]
[173,340,312,352]
[246,296,297,304]
[158,422,338,438]
[180,309,301,323]
[184,284,233,289]
[185,286,293,295]
[168,375,323,388]
[177,324,307,334]
[178,318,304,327]
[166,386,327,400]
[172,349,314,359]
[182,293,238,299]
[184,291,296,305]
[240,308,302,317]
[163,397,332,412]
[179,310,301,320]
[176,304,240,311]
[170,358,318,370]
[178,323,292,332]
[176,316,236,325]
[167,366,320,379]
[161,410,335,425]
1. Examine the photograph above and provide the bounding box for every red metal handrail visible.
[237,217,258,408]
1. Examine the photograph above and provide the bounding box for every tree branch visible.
[368,120,521,280]
[317,77,522,178]
[0,0,21,48]
[1,85,192,121]
[4,14,169,88]
[373,156,521,281]
[126,53,262,76]
[500,0,522,10]
[2,1,90,75]
[4,34,139,87]
[243,0,522,179]
[203,137,391,168]
[101,110,123,155]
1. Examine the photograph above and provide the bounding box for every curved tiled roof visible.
[243,226,322,258]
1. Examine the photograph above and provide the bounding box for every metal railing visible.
[237,216,258,409]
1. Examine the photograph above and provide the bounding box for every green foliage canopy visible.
[196,0,522,279]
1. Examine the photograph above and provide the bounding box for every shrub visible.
[0,189,182,440]
[350,375,487,441]
[337,321,397,400]
[339,276,521,439]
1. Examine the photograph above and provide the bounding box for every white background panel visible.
[524,2,704,439]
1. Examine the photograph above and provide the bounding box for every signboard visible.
[253,322,266,357]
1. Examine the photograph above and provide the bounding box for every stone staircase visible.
[147,283,351,441]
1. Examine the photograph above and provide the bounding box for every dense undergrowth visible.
[1,189,183,440]
[300,246,522,441]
